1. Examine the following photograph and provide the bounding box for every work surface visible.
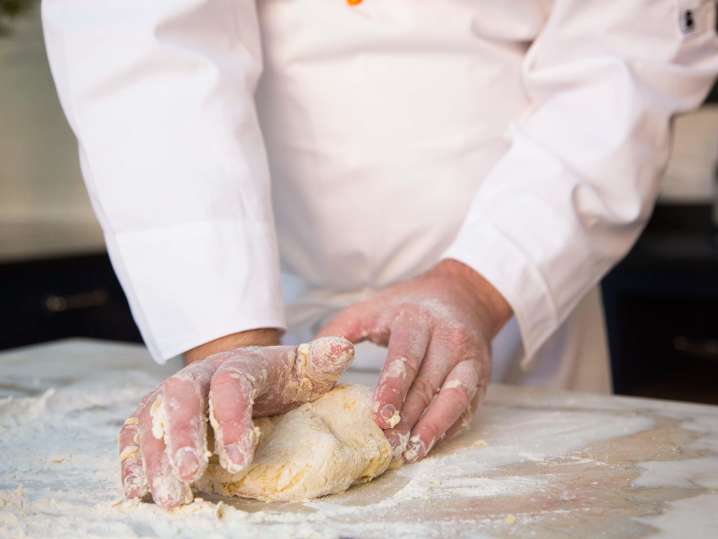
[1,340,717,538]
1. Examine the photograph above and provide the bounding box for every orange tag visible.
[347,0,363,5]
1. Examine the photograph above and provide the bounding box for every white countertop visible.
[1,339,717,538]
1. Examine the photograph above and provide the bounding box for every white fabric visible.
[43,0,718,391]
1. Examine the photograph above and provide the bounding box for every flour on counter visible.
[1,340,717,539]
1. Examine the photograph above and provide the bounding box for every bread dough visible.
[196,384,394,502]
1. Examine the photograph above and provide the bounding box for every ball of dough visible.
[196,384,393,502]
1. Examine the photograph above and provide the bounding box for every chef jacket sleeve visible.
[42,1,285,362]
[443,0,718,365]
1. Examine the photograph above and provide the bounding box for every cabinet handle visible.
[44,290,110,313]
[673,336,718,360]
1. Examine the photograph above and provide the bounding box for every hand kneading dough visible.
[196,385,394,502]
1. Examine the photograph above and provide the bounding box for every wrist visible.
[184,328,281,364]
[433,258,512,338]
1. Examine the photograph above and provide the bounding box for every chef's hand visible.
[119,333,354,509]
[317,259,511,463]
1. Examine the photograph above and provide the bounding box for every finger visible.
[208,338,355,474]
[384,427,412,461]
[291,336,355,397]
[209,356,265,474]
[253,337,355,414]
[119,391,156,499]
[390,328,459,439]
[443,391,481,441]
[450,355,489,440]
[138,395,192,508]
[373,310,431,429]
[119,416,146,498]
[404,359,481,463]
[316,301,383,343]
[119,420,146,498]
[161,360,217,483]
[443,356,489,441]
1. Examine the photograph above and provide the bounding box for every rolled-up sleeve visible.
[42,0,285,362]
[444,0,718,363]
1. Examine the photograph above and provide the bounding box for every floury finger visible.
[160,359,217,483]
[404,359,481,463]
[208,356,265,474]
[207,338,355,474]
[119,415,147,499]
[372,311,431,430]
[118,391,158,499]
[138,395,192,509]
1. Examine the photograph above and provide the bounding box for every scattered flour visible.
[1,340,717,538]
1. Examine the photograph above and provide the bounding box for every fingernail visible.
[123,465,146,498]
[220,426,260,473]
[176,448,200,481]
[225,443,240,461]
[152,475,193,508]
[386,429,410,459]
[380,404,401,428]
[310,337,354,369]
[223,442,249,471]
[404,435,424,463]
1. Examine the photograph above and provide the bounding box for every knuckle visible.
[162,375,189,395]
[406,302,429,319]
[412,377,437,407]
[367,324,389,343]
[376,381,402,405]
[445,384,472,408]
[452,360,481,389]
[393,304,430,332]
[211,367,245,389]
[402,356,421,379]
[382,356,411,384]
[395,304,419,322]
[417,419,443,442]
[444,323,473,348]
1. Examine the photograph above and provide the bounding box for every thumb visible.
[254,337,356,414]
[316,302,378,342]
[293,336,356,396]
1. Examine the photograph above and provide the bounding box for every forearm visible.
[442,1,718,361]
[43,0,284,363]
[184,328,282,364]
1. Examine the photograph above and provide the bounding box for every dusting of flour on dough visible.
[196,385,394,502]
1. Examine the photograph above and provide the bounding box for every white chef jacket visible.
[42,0,718,393]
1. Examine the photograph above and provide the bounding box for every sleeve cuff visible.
[104,219,286,363]
[442,220,559,367]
